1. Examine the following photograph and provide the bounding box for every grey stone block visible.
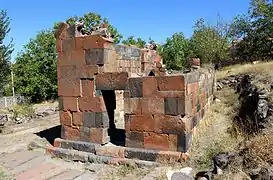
[177,132,192,152]
[59,97,64,111]
[128,78,143,97]
[82,112,109,128]
[83,112,96,128]
[184,72,200,83]
[124,147,158,162]
[95,112,109,128]
[125,131,144,148]
[164,97,185,115]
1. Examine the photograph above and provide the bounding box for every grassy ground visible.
[187,61,273,178]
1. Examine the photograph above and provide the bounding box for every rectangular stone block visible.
[81,79,95,97]
[78,96,106,112]
[153,115,185,134]
[57,65,76,79]
[124,98,142,114]
[144,132,169,151]
[90,128,109,145]
[62,125,80,141]
[80,126,91,142]
[157,76,185,91]
[85,48,116,66]
[72,112,83,126]
[62,38,75,52]
[58,78,81,97]
[62,97,79,112]
[76,65,98,78]
[83,35,114,49]
[141,97,164,114]
[115,45,141,60]
[95,72,128,90]
[60,111,72,126]
[164,97,185,115]
[71,50,86,66]
[177,132,192,152]
[142,77,158,97]
[125,131,144,148]
[128,114,155,132]
[128,77,142,97]
[124,147,157,162]
[82,112,109,128]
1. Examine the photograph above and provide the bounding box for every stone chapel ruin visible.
[48,22,216,163]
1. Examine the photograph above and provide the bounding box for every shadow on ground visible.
[35,125,61,145]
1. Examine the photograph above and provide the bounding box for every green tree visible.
[191,16,230,64]
[160,32,192,70]
[0,10,13,96]
[12,30,57,102]
[230,0,273,60]
[122,36,146,48]
[55,12,123,44]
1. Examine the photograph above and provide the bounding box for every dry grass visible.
[189,87,242,171]
[189,61,273,172]
[216,61,273,80]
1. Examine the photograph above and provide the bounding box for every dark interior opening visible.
[148,70,155,76]
[101,90,125,146]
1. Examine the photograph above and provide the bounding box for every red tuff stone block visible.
[60,111,72,126]
[62,38,76,52]
[77,65,98,78]
[70,50,86,66]
[154,115,185,134]
[156,91,185,98]
[62,125,80,141]
[57,65,77,79]
[168,134,178,151]
[90,128,109,144]
[144,132,169,151]
[72,112,83,126]
[125,131,144,148]
[95,72,129,90]
[141,97,164,114]
[124,98,142,114]
[142,77,158,97]
[56,40,62,52]
[79,96,106,112]
[62,97,79,112]
[58,78,81,97]
[156,151,181,162]
[157,76,185,91]
[75,37,84,50]
[129,114,155,132]
[83,35,114,49]
[96,146,125,158]
[81,79,95,97]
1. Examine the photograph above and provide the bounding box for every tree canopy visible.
[122,36,146,48]
[12,30,57,102]
[0,10,13,96]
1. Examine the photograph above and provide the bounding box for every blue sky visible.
[2,0,250,61]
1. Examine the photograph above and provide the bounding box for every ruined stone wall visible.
[124,69,215,152]
[55,22,215,154]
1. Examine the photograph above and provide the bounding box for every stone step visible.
[46,146,160,168]
[52,138,187,164]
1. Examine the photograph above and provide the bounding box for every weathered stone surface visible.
[115,45,141,60]
[124,147,158,162]
[128,77,143,97]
